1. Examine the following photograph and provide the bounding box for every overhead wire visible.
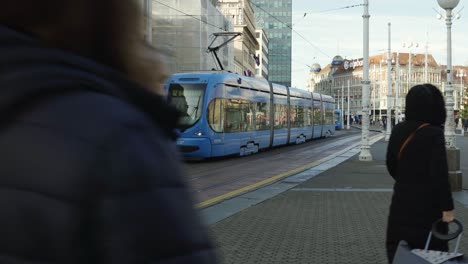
[251,2,364,60]
[306,4,364,14]
[292,4,363,27]
[152,1,365,72]
[153,0,227,32]
[250,1,330,59]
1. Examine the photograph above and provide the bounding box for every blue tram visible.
[165,71,335,158]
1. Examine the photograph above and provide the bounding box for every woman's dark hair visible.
[405,83,446,125]
[0,0,154,85]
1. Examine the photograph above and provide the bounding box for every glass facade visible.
[251,0,292,87]
[151,0,234,74]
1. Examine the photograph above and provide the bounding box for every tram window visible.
[208,99,224,133]
[296,105,305,127]
[305,107,313,126]
[290,105,297,128]
[223,99,255,133]
[290,104,305,128]
[168,83,206,130]
[256,102,270,130]
[274,104,288,129]
[313,100,322,126]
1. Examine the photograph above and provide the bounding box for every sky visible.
[291,0,468,88]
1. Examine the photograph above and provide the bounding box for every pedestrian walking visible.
[0,1,216,263]
[385,84,454,263]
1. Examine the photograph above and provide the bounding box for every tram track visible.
[183,129,383,207]
[192,135,361,192]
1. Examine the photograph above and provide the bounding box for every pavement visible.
[205,132,468,264]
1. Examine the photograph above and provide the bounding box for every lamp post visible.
[401,42,419,94]
[395,53,401,125]
[456,69,466,130]
[437,0,462,191]
[373,64,376,124]
[359,0,372,161]
[347,79,351,130]
[379,59,383,122]
[144,0,152,44]
[385,22,392,141]
[341,85,345,128]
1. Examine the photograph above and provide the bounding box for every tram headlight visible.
[194,130,204,136]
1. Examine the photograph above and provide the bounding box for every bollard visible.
[447,148,462,191]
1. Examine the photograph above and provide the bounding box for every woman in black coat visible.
[385,84,455,263]
[0,1,216,263]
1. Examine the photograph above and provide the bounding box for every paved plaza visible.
[207,134,468,264]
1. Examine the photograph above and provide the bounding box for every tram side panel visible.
[206,83,229,157]
[312,99,323,138]
[322,96,336,136]
[235,85,270,155]
[271,83,289,147]
[288,94,313,144]
[271,93,289,147]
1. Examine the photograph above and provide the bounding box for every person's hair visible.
[0,0,160,89]
[405,83,446,125]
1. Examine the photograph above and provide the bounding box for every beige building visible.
[255,29,269,79]
[217,0,259,76]
[309,52,449,120]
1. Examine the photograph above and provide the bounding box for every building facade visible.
[255,29,269,79]
[309,52,446,121]
[217,0,259,76]
[251,0,292,86]
[150,0,234,74]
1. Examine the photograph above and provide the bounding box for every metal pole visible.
[444,7,456,148]
[395,53,400,124]
[347,79,351,130]
[341,85,345,128]
[144,0,153,44]
[385,22,392,141]
[461,74,463,112]
[459,71,465,131]
[425,32,429,82]
[408,50,412,93]
[359,0,372,161]
[379,61,382,121]
[373,65,376,123]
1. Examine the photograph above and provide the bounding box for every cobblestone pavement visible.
[208,135,468,264]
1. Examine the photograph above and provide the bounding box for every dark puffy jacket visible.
[0,25,216,263]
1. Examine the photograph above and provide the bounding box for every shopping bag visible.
[393,219,466,264]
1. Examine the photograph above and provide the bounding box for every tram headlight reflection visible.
[194,130,204,136]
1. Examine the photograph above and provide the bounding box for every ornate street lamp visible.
[437,0,462,190]
[385,22,392,141]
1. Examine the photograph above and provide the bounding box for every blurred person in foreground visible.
[0,1,216,263]
[385,84,455,263]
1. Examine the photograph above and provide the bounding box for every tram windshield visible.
[168,83,206,130]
